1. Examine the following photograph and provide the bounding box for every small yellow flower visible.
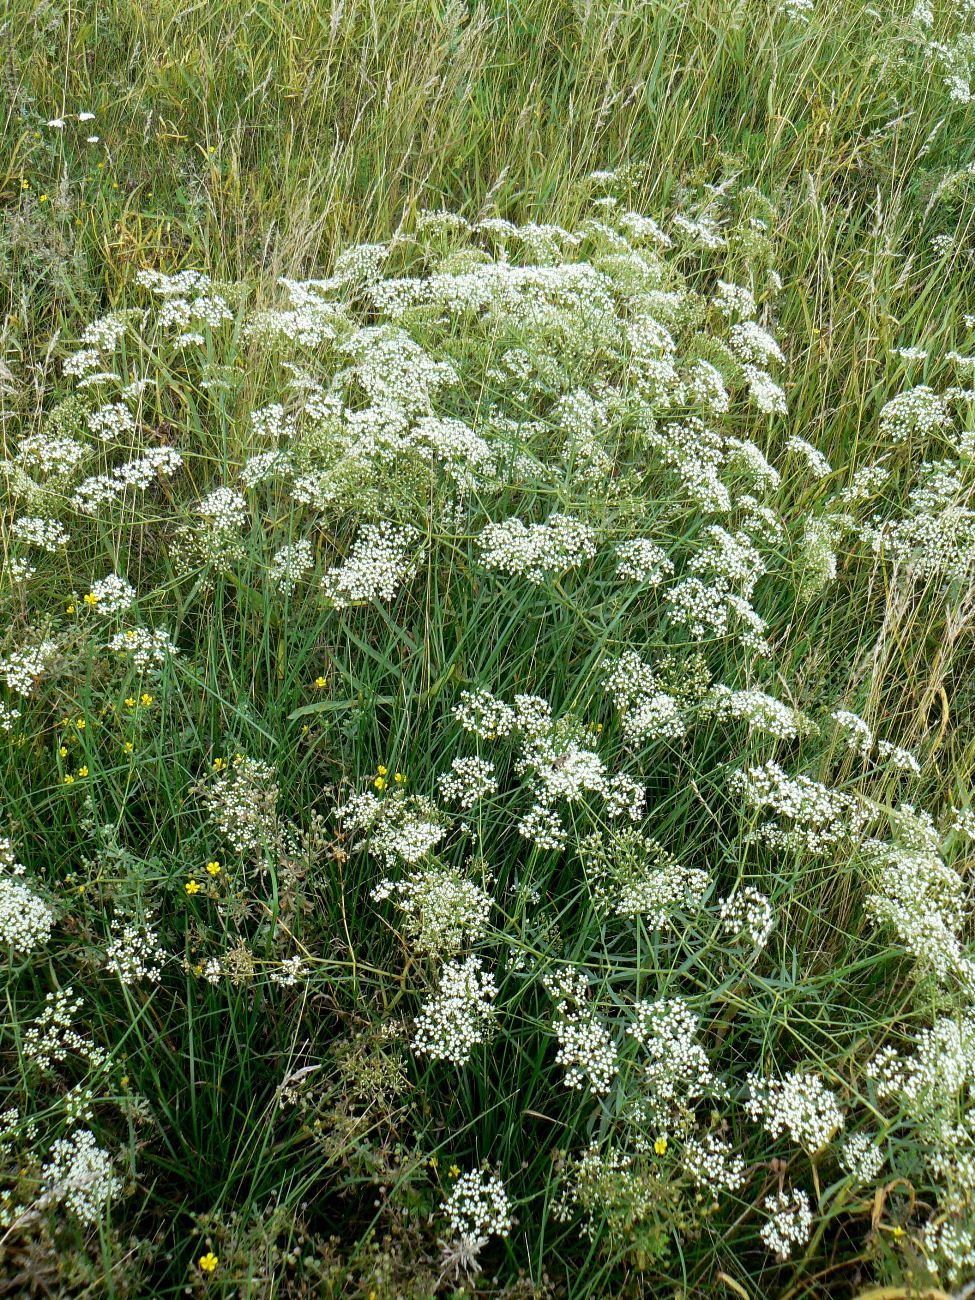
[63,774,75,785]
[376,765,388,776]
[314,676,327,689]
[206,861,220,876]
[77,766,88,778]
[891,1225,905,1239]
[125,629,137,640]
[198,1252,218,1273]
[140,693,153,706]
[428,1155,439,1169]
[39,193,48,203]
[120,1075,129,1087]
[448,1164,460,1178]
[192,963,204,977]
[653,1136,668,1156]
[21,178,29,189]
[66,603,76,614]
[213,757,226,771]
[123,741,134,754]
[374,776,387,791]
[59,746,68,758]
[394,772,405,784]
[124,697,136,708]
[75,717,86,729]
[184,880,202,896]
[83,592,99,606]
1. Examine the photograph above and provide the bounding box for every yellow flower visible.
[63,774,75,785]
[66,603,76,614]
[39,193,48,203]
[123,741,134,754]
[891,1226,905,1239]
[448,1164,460,1178]
[213,757,226,771]
[374,776,387,791]
[198,1252,218,1273]
[126,629,137,640]
[428,1155,438,1169]
[124,697,136,708]
[314,676,327,689]
[83,592,99,606]
[192,963,204,977]
[140,693,153,706]
[394,772,405,784]
[206,861,220,876]
[77,766,88,778]
[653,1136,668,1156]
[21,178,28,189]
[184,880,202,896]
[59,746,68,758]
[120,1075,129,1087]
[75,718,86,729]
[376,765,388,776]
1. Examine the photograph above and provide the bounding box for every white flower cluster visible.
[197,486,249,532]
[24,987,107,1071]
[372,864,491,957]
[87,573,137,617]
[543,967,618,1096]
[719,886,774,949]
[137,267,233,334]
[105,915,167,983]
[863,837,971,986]
[839,1133,885,1184]
[683,1132,746,1194]
[760,1188,813,1260]
[322,521,421,607]
[0,876,55,953]
[628,997,717,1132]
[107,626,178,673]
[437,756,497,809]
[205,756,279,856]
[269,539,314,595]
[831,708,873,756]
[87,401,136,442]
[613,537,674,585]
[865,456,975,584]
[745,1071,844,1152]
[831,710,919,772]
[337,789,447,868]
[71,446,183,514]
[732,761,868,853]
[602,650,685,744]
[0,638,58,696]
[452,689,516,740]
[701,685,814,741]
[443,1167,512,1247]
[17,429,87,477]
[786,436,832,479]
[11,516,70,551]
[412,955,498,1066]
[579,830,707,925]
[0,702,21,732]
[878,385,950,444]
[38,1129,120,1225]
[240,449,294,488]
[477,514,597,585]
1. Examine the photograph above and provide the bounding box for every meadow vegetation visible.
[4,1,975,1296]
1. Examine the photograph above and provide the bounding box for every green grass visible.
[3,1,975,1297]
